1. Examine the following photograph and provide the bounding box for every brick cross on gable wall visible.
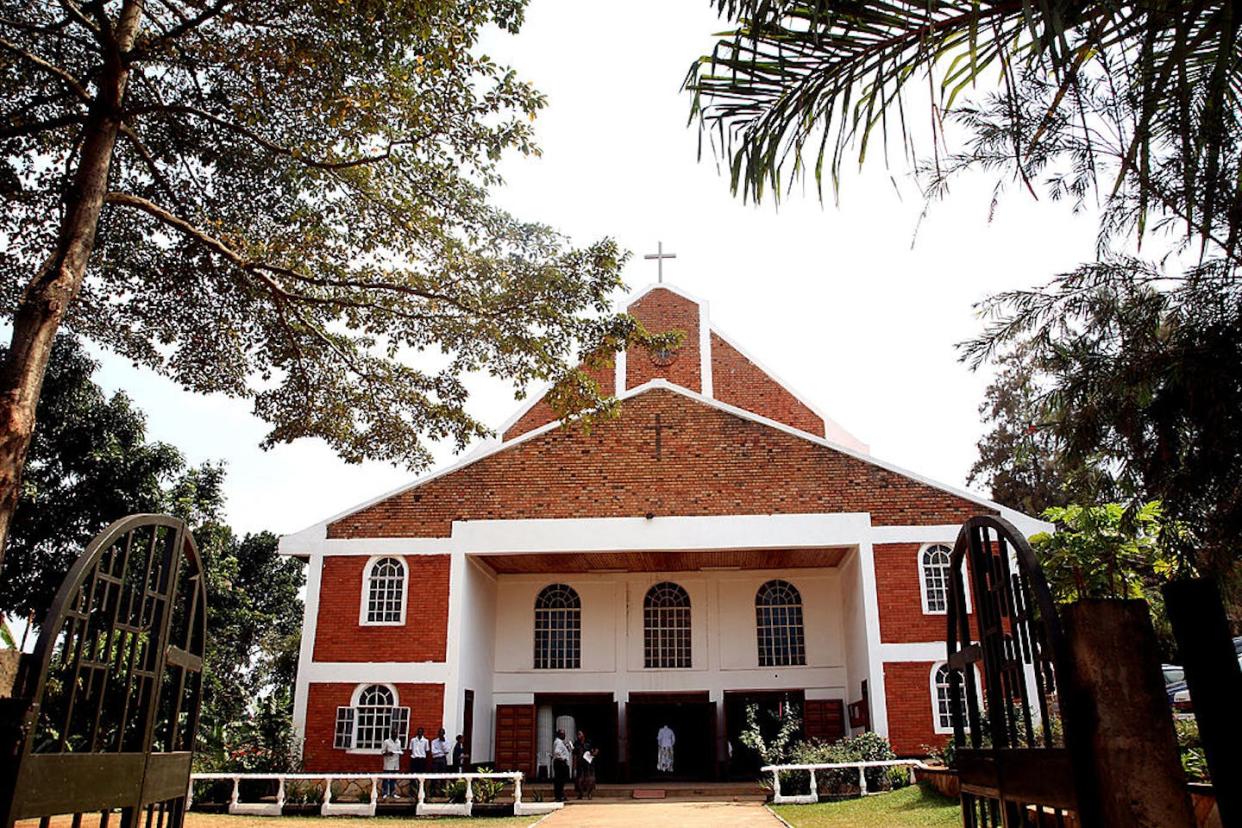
[645,413,677,460]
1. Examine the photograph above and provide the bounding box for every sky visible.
[85,0,1103,538]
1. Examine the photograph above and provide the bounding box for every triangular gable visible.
[501,283,863,449]
[301,382,1030,544]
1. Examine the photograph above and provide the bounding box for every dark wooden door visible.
[804,699,846,743]
[462,689,474,765]
[494,704,536,776]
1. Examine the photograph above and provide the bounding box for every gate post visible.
[1059,600,1196,828]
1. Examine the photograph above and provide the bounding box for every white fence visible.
[760,759,926,805]
[189,772,562,818]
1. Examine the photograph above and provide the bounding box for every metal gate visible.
[1,514,207,828]
[944,516,1078,827]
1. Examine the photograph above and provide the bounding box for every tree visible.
[968,347,1111,515]
[685,1,1241,261]
[193,527,305,769]
[0,335,219,620]
[0,333,305,761]
[0,0,674,574]
[963,259,1242,571]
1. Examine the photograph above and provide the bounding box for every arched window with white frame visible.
[644,582,692,668]
[919,544,952,614]
[334,683,410,750]
[931,662,974,735]
[534,583,581,669]
[362,556,407,625]
[756,579,806,667]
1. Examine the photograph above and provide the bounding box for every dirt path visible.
[538,801,781,827]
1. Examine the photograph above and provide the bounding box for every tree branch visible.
[125,103,418,169]
[0,35,92,103]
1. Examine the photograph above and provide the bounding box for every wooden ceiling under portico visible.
[476,547,848,574]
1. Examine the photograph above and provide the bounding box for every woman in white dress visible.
[656,724,675,773]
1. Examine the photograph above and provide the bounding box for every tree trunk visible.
[0,2,144,577]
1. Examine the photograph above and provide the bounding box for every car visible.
[1168,636,1242,712]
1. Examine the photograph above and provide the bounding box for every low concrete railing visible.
[189,771,562,817]
[760,759,926,805]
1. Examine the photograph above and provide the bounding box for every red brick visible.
[874,544,979,644]
[883,661,946,756]
[303,682,444,772]
[711,332,824,436]
[313,555,449,662]
[328,389,990,539]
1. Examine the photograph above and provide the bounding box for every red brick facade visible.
[303,682,445,772]
[874,543,979,643]
[313,555,450,662]
[498,286,833,442]
[883,661,945,756]
[625,288,702,392]
[327,389,989,538]
[710,332,824,436]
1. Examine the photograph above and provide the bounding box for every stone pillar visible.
[1060,600,1196,828]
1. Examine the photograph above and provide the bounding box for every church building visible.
[280,280,1042,780]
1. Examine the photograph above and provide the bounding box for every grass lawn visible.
[21,815,538,828]
[771,784,962,828]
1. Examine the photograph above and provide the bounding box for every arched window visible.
[363,556,406,624]
[756,579,806,667]
[931,662,971,734]
[334,683,410,750]
[534,584,581,669]
[920,544,952,614]
[644,582,692,668]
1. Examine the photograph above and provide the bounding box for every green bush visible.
[779,732,908,797]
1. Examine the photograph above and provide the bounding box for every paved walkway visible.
[539,801,782,827]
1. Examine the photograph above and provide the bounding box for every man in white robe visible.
[656,724,675,773]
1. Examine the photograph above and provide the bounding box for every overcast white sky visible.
[86,0,1101,537]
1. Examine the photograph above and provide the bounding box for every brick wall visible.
[711,333,825,436]
[624,287,702,392]
[874,543,979,643]
[328,389,990,538]
[883,661,945,756]
[312,555,450,662]
[502,357,615,441]
[303,682,445,772]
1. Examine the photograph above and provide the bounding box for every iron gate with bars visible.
[944,515,1080,827]
[1,514,207,828]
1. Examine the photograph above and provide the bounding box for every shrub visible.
[776,732,907,798]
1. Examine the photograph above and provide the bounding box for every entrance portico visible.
[443,511,883,781]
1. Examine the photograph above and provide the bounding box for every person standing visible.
[430,728,450,772]
[551,728,572,802]
[452,734,468,772]
[656,723,676,774]
[380,724,403,800]
[409,727,430,773]
[572,730,592,800]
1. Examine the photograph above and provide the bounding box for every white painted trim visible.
[359,555,409,626]
[280,378,1049,556]
[301,661,451,683]
[917,543,952,617]
[292,553,323,752]
[350,681,400,707]
[870,525,965,544]
[879,642,951,662]
[455,512,869,555]
[857,523,889,738]
[930,661,980,735]
[698,297,713,398]
[615,347,627,396]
